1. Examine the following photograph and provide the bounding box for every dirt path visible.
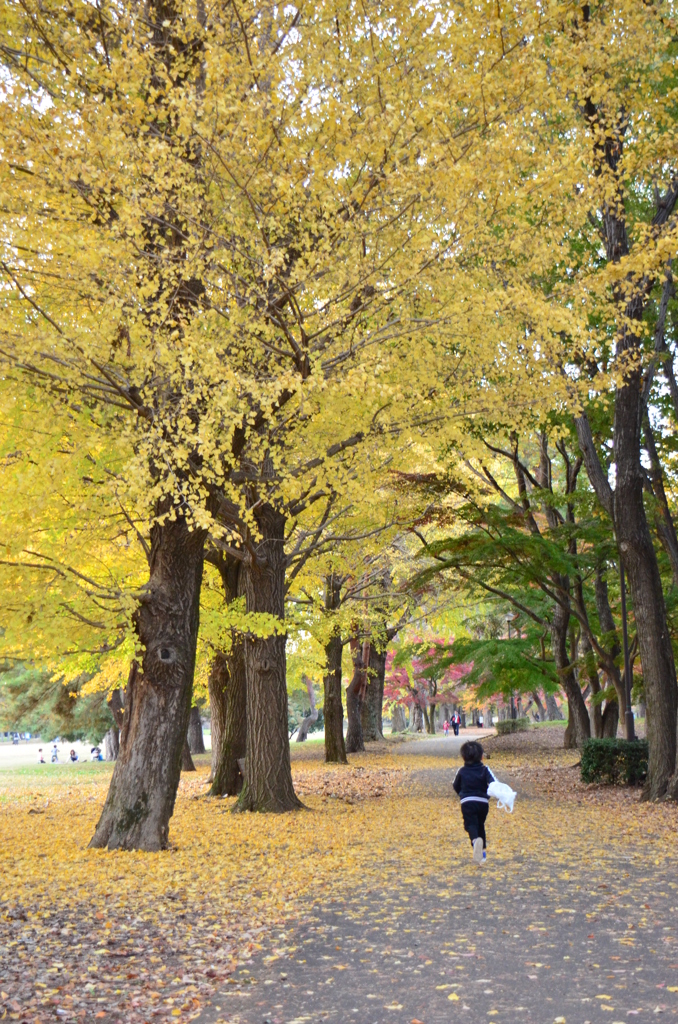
[197,737,678,1024]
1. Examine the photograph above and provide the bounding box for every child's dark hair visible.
[460,740,483,765]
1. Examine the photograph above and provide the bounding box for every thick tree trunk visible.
[323,573,347,764]
[187,705,205,754]
[545,691,561,721]
[210,640,247,797]
[296,674,319,741]
[324,632,347,764]
[409,703,424,732]
[208,651,229,782]
[361,647,385,742]
[103,727,119,762]
[551,597,590,748]
[182,740,196,772]
[90,512,206,851]
[391,705,407,732]
[237,504,300,812]
[346,639,370,753]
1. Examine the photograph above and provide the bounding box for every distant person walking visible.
[452,711,461,737]
[51,743,59,763]
[453,740,496,865]
[478,712,484,729]
[443,719,450,737]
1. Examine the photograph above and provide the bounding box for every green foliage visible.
[495,717,531,735]
[432,635,558,701]
[0,665,114,743]
[580,739,649,786]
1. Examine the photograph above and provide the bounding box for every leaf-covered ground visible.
[1,733,677,1024]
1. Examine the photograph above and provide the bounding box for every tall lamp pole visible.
[619,555,636,741]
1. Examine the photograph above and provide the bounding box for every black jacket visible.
[453,762,495,804]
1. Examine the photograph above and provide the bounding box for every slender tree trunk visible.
[644,420,678,588]
[237,504,301,812]
[531,691,546,722]
[616,392,678,796]
[208,651,229,782]
[346,639,370,753]
[90,512,206,851]
[182,740,196,772]
[551,596,590,748]
[580,633,603,738]
[187,705,205,754]
[210,639,247,797]
[573,141,678,796]
[361,647,385,742]
[323,573,347,764]
[594,565,626,723]
[601,701,619,738]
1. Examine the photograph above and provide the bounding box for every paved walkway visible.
[197,737,678,1024]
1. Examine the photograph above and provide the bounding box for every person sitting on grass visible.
[453,740,496,865]
[69,749,78,762]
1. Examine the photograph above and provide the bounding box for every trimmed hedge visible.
[495,717,530,735]
[580,738,648,786]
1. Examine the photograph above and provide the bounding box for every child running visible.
[453,740,495,865]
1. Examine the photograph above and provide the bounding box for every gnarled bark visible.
[236,504,301,812]
[90,511,206,851]
[361,646,385,742]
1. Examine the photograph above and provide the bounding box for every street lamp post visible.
[618,555,636,742]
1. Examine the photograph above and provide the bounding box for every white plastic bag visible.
[487,779,517,812]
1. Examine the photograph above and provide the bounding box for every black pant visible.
[452,722,459,736]
[461,801,488,848]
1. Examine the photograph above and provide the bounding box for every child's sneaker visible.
[472,837,484,864]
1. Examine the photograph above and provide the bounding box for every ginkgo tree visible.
[0,0,555,849]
